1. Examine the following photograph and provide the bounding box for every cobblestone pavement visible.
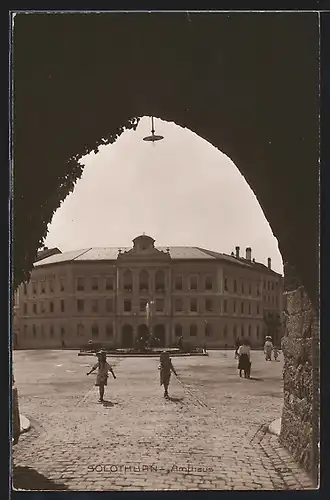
[12,349,314,491]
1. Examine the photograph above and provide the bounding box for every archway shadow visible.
[13,465,68,491]
[166,396,184,403]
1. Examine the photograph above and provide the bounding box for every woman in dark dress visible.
[237,339,251,378]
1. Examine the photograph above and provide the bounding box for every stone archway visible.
[12,12,319,481]
[121,324,134,348]
[154,324,166,348]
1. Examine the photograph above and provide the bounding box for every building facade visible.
[14,235,284,349]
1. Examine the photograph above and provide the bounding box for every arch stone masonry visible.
[12,13,319,481]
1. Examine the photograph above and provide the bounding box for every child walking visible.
[87,350,116,402]
[159,351,177,398]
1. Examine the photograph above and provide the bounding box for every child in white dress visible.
[87,350,116,402]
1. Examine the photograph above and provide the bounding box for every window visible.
[91,299,98,313]
[77,323,84,337]
[106,299,113,313]
[257,284,260,296]
[41,325,45,337]
[275,296,278,307]
[223,300,227,313]
[123,270,133,292]
[190,298,198,312]
[156,299,164,312]
[248,324,252,337]
[140,299,147,312]
[224,278,228,291]
[23,283,27,295]
[33,324,36,337]
[139,270,149,292]
[241,302,244,314]
[61,327,65,337]
[105,276,114,291]
[205,299,213,312]
[256,325,260,338]
[60,278,65,292]
[61,300,65,313]
[174,298,183,312]
[241,324,244,336]
[77,277,85,291]
[155,270,165,292]
[106,324,113,338]
[249,283,252,295]
[124,299,132,312]
[234,280,237,293]
[233,301,236,313]
[50,325,54,338]
[33,303,37,314]
[205,322,212,337]
[223,324,227,338]
[233,324,237,337]
[23,303,27,315]
[77,299,85,312]
[205,276,213,291]
[190,324,197,337]
[189,276,198,291]
[40,280,45,294]
[92,324,99,338]
[248,303,251,315]
[175,324,182,337]
[257,303,260,314]
[92,277,98,291]
[49,279,54,293]
[241,282,244,294]
[50,301,54,313]
[175,276,183,290]
[32,282,37,294]
[24,325,28,337]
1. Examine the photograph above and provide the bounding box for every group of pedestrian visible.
[234,335,281,378]
[86,349,179,402]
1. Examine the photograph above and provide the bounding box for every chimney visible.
[245,247,252,261]
[235,246,240,258]
[267,257,271,269]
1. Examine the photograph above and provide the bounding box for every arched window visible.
[190,324,198,337]
[205,323,212,337]
[175,324,182,337]
[248,324,252,337]
[92,323,99,338]
[155,270,165,292]
[139,270,149,292]
[106,324,113,338]
[123,270,133,292]
[77,323,84,337]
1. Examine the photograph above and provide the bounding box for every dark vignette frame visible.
[2,4,329,500]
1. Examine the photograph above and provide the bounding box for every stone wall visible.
[280,286,319,484]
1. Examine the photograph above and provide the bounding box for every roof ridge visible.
[72,248,93,261]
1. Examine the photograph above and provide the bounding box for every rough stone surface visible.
[12,349,314,491]
[280,287,319,483]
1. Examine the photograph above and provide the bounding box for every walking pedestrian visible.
[159,350,178,398]
[237,339,251,378]
[87,350,116,402]
[264,336,273,361]
[273,346,279,361]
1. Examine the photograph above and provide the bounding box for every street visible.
[12,349,313,491]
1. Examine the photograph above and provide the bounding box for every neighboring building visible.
[14,235,284,349]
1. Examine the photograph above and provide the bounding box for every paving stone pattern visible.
[12,350,314,491]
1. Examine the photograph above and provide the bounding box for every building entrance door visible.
[122,324,134,348]
[154,324,166,347]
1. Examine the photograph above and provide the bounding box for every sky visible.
[44,116,283,274]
